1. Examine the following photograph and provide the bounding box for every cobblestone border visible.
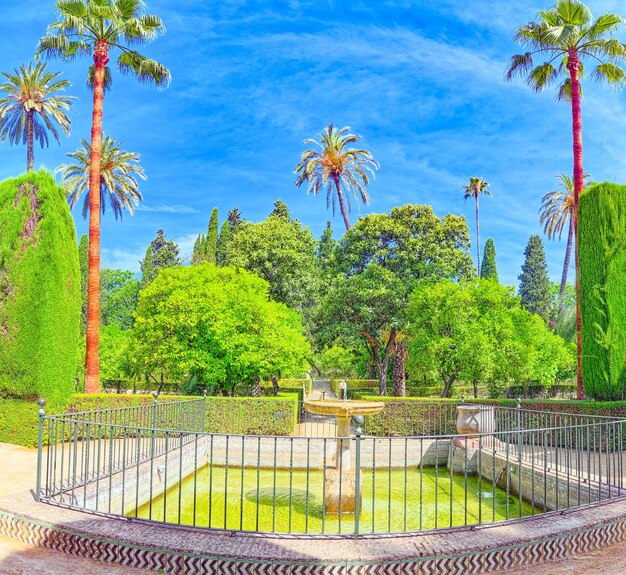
[2,492,626,574]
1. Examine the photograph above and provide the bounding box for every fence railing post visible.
[353,414,364,538]
[203,389,207,433]
[36,398,46,502]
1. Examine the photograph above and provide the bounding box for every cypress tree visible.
[227,207,243,231]
[271,200,290,221]
[140,229,181,288]
[78,234,89,334]
[480,238,498,282]
[140,245,156,288]
[191,234,200,265]
[518,235,552,322]
[579,183,626,400]
[206,208,219,263]
[316,221,336,272]
[217,220,230,266]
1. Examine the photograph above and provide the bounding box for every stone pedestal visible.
[324,468,361,514]
[449,405,495,476]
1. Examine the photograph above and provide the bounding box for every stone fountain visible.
[304,398,384,513]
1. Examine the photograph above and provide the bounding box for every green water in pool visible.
[130,465,536,534]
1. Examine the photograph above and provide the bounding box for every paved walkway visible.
[294,379,338,437]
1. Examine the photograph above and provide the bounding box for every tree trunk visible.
[441,367,461,398]
[333,176,351,230]
[26,111,34,172]
[392,340,407,397]
[472,379,478,399]
[270,375,279,396]
[559,219,574,302]
[358,328,396,395]
[567,49,584,400]
[475,195,481,276]
[84,41,109,394]
[252,377,261,397]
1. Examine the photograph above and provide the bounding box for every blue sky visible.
[2,0,626,286]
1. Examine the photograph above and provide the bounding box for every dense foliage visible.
[0,171,80,402]
[132,264,311,394]
[100,269,139,330]
[579,183,626,400]
[407,280,575,398]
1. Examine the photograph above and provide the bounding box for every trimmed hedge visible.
[357,395,626,437]
[579,183,626,400]
[204,394,299,435]
[0,171,81,403]
[0,392,300,447]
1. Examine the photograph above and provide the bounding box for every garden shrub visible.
[579,183,626,400]
[0,171,81,403]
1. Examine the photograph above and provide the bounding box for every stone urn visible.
[456,404,495,436]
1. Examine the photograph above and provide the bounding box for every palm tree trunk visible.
[333,176,351,230]
[84,41,109,394]
[26,111,34,172]
[568,49,584,400]
[559,219,574,301]
[475,195,481,276]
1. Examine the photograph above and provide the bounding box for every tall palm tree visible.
[463,177,491,276]
[37,0,170,393]
[0,62,73,171]
[57,136,145,220]
[539,174,589,299]
[506,0,626,399]
[295,123,379,230]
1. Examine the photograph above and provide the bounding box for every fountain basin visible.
[303,400,385,418]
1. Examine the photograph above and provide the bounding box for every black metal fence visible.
[36,397,626,536]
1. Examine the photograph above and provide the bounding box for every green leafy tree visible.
[57,136,145,219]
[100,269,140,330]
[140,229,181,288]
[480,238,498,282]
[205,208,219,263]
[317,265,405,394]
[319,204,473,393]
[38,0,170,394]
[0,171,81,404]
[78,233,88,335]
[506,0,626,399]
[0,62,73,172]
[408,280,575,397]
[131,265,311,394]
[519,235,552,322]
[295,123,379,230]
[100,324,132,388]
[463,177,491,275]
[226,213,319,313]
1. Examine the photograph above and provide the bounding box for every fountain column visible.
[304,399,384,514]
